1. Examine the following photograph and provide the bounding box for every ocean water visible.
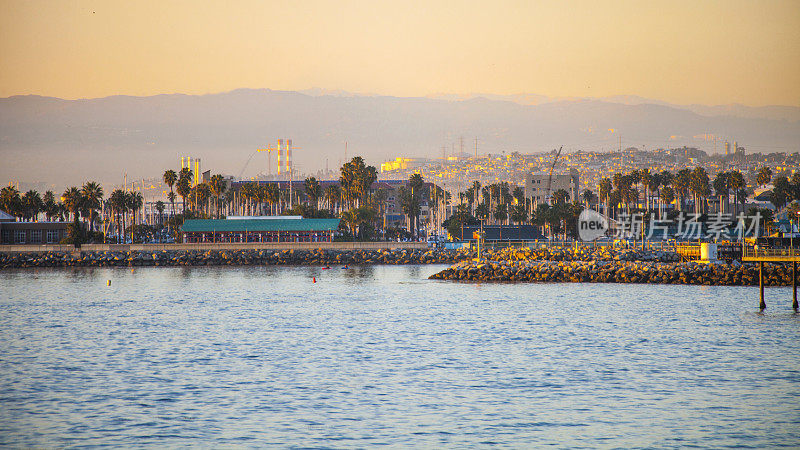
[1,265,799,448]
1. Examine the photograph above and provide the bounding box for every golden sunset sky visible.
[1,0,799,105]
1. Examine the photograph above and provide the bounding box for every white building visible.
[525,169,580,205]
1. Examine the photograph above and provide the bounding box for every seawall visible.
[0,248,473,269]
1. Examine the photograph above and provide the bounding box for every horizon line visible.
[2,87,798,109]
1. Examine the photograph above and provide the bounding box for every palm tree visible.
[21,190,43,221]
[639,168,652,212]
[689,167,711,215]
[660,185,675,212]
[493,203,508,224]
[510,204,528,225]
[126,191,143,242]
[648,173,661,216]
[581,189,594,209]
[552,189,570,205]
[42,190,57,221]
[0,185,21,219]
[674,169,691,212]
[61,187,82,223]
[81,181,104,231]
[109,189,127,243]
[757,167,773,187]
[713,172,730,214]
[324,184,340,214]
[304,177,322,210]
[163,169,177,215]
[341,208,359,237]
[399,186,421,237]
[265,183,280,215]
[155,200,165,226]
[339,157,378,208]
[209,174,226,218]
[598,178,612,218]
[472,181,481,214]
[177,168,193,214]
[372,188,389,233]
[728,171,746,216]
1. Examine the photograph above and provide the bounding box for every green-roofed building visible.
[181,216,340,243]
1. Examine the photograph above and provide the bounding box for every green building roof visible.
[182,218,340,233]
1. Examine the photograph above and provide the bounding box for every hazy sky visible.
[2,0,799,106]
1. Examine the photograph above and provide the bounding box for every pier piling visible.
[794,261,798,311]
[759,261,766,310]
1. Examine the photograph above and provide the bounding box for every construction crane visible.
[545,146,563,204]
[257,145,278,176]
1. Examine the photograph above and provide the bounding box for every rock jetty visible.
[0,248,473,269]
[430,246,798,286]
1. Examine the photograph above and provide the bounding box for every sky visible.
[1,0,799,106]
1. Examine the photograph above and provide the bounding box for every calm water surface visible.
[1,265,799,447]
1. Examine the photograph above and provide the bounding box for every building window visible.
[1,230,10,243]
[30,230,42,244]
[14,230,26,244]
[47,230,59,243]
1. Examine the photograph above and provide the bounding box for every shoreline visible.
[0,248,473,269]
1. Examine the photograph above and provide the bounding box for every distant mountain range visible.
[1,88,798,188]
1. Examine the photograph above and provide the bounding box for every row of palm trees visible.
[160,157,422,240]
[595,167,752,220]
[1,182,104,227]
[446,166,775,240]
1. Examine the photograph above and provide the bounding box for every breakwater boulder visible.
[483,246,680,262]
[430,259,796,286]
[0,248,474,269]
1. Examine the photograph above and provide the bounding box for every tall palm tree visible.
[324,184,340,214]
[209,174,226,218]
[689,167,711,215]
[372,188,389,232]
[674,169,691,212]
[42,190,57,221]
[177,168,193,214]
[155,201,165,226]
[472,181,481,214]
[728,171,746,216]
[713,172,730,214]
[304,177,322,210]
[126,191,143,241]
[61,187,82,223]
[163,169,177,215]
[265,183,280,215]
[81,181,104,232]
[598,178,612,218]
[109,189,126,243]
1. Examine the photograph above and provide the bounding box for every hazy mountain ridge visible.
[427,92,800,122]
[1,88,798,187]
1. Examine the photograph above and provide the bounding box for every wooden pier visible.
[742,246,800,311]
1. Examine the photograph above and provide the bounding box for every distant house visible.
[0,209,70,245]
[181,216,341,243]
